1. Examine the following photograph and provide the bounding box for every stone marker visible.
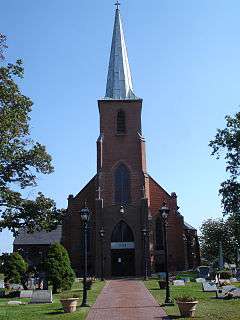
[8,301,23,305]
[196,278,206,283]
[9,283,23,290]
[220,285,237,294]
[173,280,185,286]
[198,266,210,279]
[0,281,4,289]
[202,282,217,292]
[30,290,53,304]
[159,272,166,279]
[20,290,33,298]
[230,278,238,283]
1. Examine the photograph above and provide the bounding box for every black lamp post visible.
[159,202,174,306]
[79,205,91,307]
[99,227,105,281]
[142,227,148,280]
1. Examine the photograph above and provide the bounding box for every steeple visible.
[105,4,137,100]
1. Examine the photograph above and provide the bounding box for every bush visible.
[1,252,28,285]
[7,290,20,298]
[44,243,75,293]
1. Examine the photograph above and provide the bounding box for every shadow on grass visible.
[46,307,64,315]
[46,311,64,315]
[150,288,161,291]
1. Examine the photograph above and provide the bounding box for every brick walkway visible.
[86,279,168,320]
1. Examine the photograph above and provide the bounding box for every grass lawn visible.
[0,280,105,320]
[145,278,240,320]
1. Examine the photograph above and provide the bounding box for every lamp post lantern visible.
[142,227,148,280]
[99,227,105,281]
[79,205,91,307]
[159,202,174,306]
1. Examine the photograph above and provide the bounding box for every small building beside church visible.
[14,5,200,277]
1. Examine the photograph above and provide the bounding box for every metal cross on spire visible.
[115,1,120,10]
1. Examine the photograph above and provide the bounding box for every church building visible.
[14,5,200,277]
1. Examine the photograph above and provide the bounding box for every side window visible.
[115,163,131,204]
[116,110,126,134]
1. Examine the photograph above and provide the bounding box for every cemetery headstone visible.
[196,278,206,283]
[20,290,33,298]
[173,280,185,286]
[198,266,210,279]
[0,281,4,289]
[30,290,53,304]
[202,282,217,292]
[230,278,238,283]
[159,272,166,279]
[8,301,23,305]
[10,284,23,290]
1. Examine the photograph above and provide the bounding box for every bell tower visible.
[95,4,150,277]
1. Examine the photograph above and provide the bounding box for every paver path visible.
[86,279,168,320]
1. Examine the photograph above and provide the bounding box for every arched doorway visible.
[111,221,135,276]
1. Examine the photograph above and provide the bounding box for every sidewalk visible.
[86,279,168,320]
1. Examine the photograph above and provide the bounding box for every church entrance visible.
[111,221,135,277]
[111,249,135,276]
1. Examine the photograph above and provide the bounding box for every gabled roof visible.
[14,225,62,245]
[184,222,196,231]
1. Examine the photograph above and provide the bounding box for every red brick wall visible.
[149,176,186,271]
[62,176,97,274]
[97,99,148,206]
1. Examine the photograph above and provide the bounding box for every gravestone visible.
[230,288,240,298]
[10,283,23,290]
[220,285,237,294]
[0,281,4,289]
[27,278,36,290]
[230,278,238,283]
[30,290,52,304]
[8,301,23,305]
[159,272,166,279]
[198,266,210,279]
[202,282,217,292]
[173,280,185,286]
[20,290,33,298]
[196,278,206,283]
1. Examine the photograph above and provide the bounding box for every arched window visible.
[116,110,126,134]
[111,221,134,242]
[155,217,164,250]
[115,163,131,204]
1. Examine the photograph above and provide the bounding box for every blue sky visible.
[1,0,240,253]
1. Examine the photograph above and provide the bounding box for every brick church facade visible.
[14,6,200,277]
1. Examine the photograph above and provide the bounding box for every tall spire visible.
[105,4,137,100]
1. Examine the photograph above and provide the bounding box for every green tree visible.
[199,218,238,265]
[1,252,28,285]
[44,243,75,293]
[209,111,240,217]
[0,34,63,234]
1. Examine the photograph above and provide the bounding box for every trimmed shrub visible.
[44,243,75,293]
[1,252,28,285]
